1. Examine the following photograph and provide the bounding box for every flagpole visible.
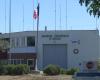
[35,3,39,71]
[9,0,11,64]
[22,3,24,31]
[33,0,34,30]
[54,0,57,44]
[55,0,56,31]
[5,0,6,33]
[66,0,67,30]
[59,4,61,30]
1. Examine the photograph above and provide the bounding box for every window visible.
[21,37,25,47]
[11,38,16,48]
[13,60,20,64]
[11,60,13,64]
[8,59,21,64]
[21,59,27,64]
[27,36,35,47]
[28,59,34,66]
[16,38,20,47]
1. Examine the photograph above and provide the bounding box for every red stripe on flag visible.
[33,9,38,19]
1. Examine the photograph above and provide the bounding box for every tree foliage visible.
[79,0,100,18]
[0,38,9,52]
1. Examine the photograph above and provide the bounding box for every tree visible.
[79,0,100,18]
[0,38,9,52]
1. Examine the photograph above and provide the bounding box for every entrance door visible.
[27,59,35,70]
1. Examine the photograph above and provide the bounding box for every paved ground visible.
[0,74,72,80]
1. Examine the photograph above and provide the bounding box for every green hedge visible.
[0,65,7,75]
[60,68,66,74]
[43,64,79,75]
[66,68,79,75]
[0,64,30,75]
[43,64,60,75]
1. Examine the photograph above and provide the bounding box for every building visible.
[0,30,99,70]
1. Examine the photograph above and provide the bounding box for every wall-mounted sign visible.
[42,34,69,40]
[72,40,80,44]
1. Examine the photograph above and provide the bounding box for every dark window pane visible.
[28,60,33,65]
[13,60,20,64]
[21,37,25,47]
[21,60,27,64]
[14,60,17,64]
[27,36,35,47]
[11,60,13,64]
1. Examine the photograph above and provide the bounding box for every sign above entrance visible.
[42,34,69,40]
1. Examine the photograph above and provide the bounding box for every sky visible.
[0,0,100,33]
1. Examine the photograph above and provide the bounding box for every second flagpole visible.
[9,0,12,64]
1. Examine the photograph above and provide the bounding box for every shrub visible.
[23,64,30,74]
[43,64,60,75]
[0,65,7,75]
[97,60,100,70]
[66,68,79,75]
[14,65,24,75]
[60,68,66,74]
[0,64,30,75]
[0,60,7,65]
[13,64,29,75]
[6,64,15,75]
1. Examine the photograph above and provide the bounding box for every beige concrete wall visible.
[0,30,99,70]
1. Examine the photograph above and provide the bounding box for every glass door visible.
[27,59,35,70]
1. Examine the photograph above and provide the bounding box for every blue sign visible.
[76,72,100,77]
